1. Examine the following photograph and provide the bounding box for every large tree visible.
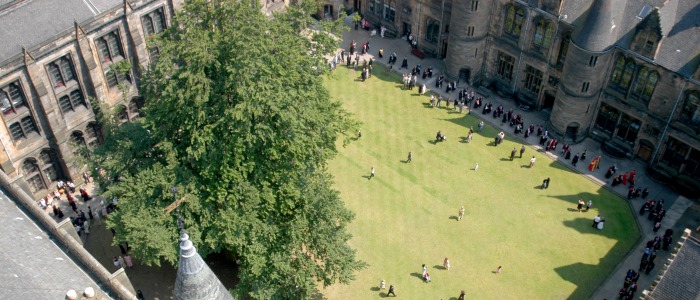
[93,0,365,298]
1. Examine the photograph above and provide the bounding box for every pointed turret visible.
[174,229,233,300]
[572,0,624,52]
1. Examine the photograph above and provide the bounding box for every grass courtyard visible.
[321,65,640,299]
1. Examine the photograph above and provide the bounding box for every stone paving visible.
[338,16,697,299]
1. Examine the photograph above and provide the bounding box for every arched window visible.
[532,19,555,52]
[503,5,525,38]
[425,17,440,44]
[85,123,102,148]
[609,56,636,93]
[631,67,659,104]
[71,131,89,158]
[39,149,60,182]
[22,159,46,193]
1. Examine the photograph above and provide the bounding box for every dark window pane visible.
[48,64,64,87]
[60,58,75,82]
[20,116,36,133]
[69,89,84,107]
[10,122,25,140]
[59,95,73,112]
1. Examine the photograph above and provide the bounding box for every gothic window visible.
[471,0,479,11]
[47,56,76,88]
[39,149,60,182]
[22,159,46,193]
[142,8,166,37]
[630,67,659,104]
[609,56,636,93]
[524,65,543,94]
[9,116,37,142]
[661,138,689,168]
[615,114,641,144]
[497,51,515,82]
[532,19,554,52]
[594,103,620,135]
[85,122,101,147]
[679,91,700,128]
[503,5,525,38]
[1,81,26,116]
[373,0,380,15]
[128,97,144,119]
[95,31,124,63]
[58,89,86,113]
[425,17,440,44]
[557,33,570,65]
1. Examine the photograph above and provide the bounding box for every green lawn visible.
[321,65,639,300]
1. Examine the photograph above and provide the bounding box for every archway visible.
[565,122,580,141]
[636,139,654,162]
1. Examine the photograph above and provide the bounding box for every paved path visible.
[338,16,693,300]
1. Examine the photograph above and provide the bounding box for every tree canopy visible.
[92,1,364,298]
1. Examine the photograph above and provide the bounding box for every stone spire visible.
[572,0,624,52]
[174,229,233,300]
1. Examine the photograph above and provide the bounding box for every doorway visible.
[565,123,579,141]
[354,0,361,12]
[459,68,471,85]
[637,140,654,162]
[323,5,333,19]
[543,92,555,109]
[441,41,448,59]
[403,22,412,37]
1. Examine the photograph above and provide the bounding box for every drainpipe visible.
[649,80,686,166]
[437,0,445,58]
[512,12,531,94]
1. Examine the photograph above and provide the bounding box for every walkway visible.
[338,16,694,299]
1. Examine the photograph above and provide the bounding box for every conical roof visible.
[572,0,624,52]
[174,229,234,300]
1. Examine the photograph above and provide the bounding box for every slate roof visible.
[0,191,112,298]
[0,0,122,63]
[647,235,700,300]
[174,229,233,300]
[562,0,700,78]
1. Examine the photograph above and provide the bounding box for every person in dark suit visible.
[387,285,396,296]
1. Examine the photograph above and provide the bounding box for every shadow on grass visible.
[369,287,380,291]
[409,272,424,281]
[433,265,446,270]
[448,216,459,221]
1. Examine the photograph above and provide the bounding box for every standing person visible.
[571,153,580,166]
[520,145,526,158]
[422,264,428,276]
[473,162,479,171]
[580,150,587,161]
[494,266,502,274]
[118,256,126,269]
[542,178,550,189]
[529,156,536,168]
[136,290,145,300]
[458,206,465,221]
[83,219,90,236]
[88,206,94,220]
[82,171,90,183]
[586,200,593,212]
[510,148,517,161]
[369,167,375,180]
[458,290,466,300]
[577,199,585,212]
[593,215,601,228]
[443,257,451,270]
[113,256,120,269]
[478,121,484,132]
[124,253,133,268]
[387,285,396,297]
[407,152,412,163]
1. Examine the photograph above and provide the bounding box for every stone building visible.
[0,0,184,200]
[361,0,700,196]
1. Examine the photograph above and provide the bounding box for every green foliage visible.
[93,0,364,298]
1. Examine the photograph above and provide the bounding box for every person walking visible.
[387,285,396,296]
[572,153,580,166]
[586,200,593,212]
[510,148,517,161]
[369,167,375,180]
[407,152,412,163]
[118,256,126,269]
[520,145,526,158]
[458,206,465,221]
[529,156,536,168]
[444,257,451,270]
[474,162,479,171]
[494,266,502,274]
